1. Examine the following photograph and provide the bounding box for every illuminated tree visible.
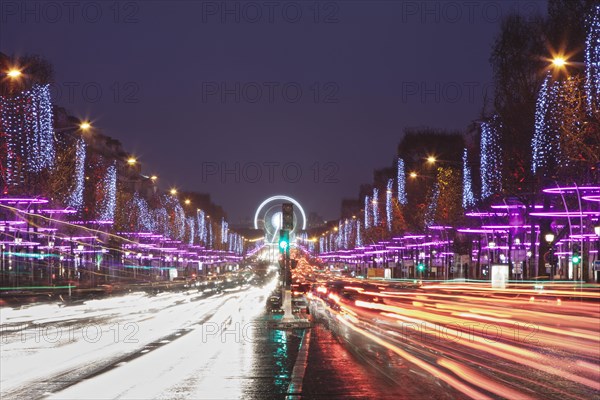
[114,189,135,232]
[489,13,545,194]
[0,84,56,194]
[480,115,503,198]
[47,136,80,208]
[434,167,464,226]
[390,199,408,235]
[557,75,600,168]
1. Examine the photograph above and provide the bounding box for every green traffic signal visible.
[571,244,581,265]
[279,229,289,252]
[417,263,425,272]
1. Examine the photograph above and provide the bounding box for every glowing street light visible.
[409,171,418,179]
[552,57,566,68]
[127,157,137,165]
[6,69,22,79]
[545,233,555,244]
[79,121,92,131]
[170,188,178,196]
[150,175,158,182]
[426,156,437,164]
[184,199,191,205]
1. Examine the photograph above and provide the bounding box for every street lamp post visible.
[4,67,23,96]
[14,237,23,287]
[0,244,5,286]
[48,239,55,285]
[594,225,600,282]
[488,240,496,267]
[545,233,556,279]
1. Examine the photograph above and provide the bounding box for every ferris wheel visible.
[254,195,307,244]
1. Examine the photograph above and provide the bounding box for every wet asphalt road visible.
[1,280,301,399]
[2,281,599,399]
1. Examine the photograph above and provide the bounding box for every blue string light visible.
[397,158,407,205]
[0,84,56,190]
[187,216,195,245]
[372,188,379,226]
[424,182,439,227]
[154,207,168,237]
[586,4,600,114]
[462,148,475,208]
[364,195,371,229]
[133,192,155,232]
[221,218,228,244]
[208,221,213,248]
[173,201,185,240]
[98,162,116,222]
[480,115,503,198]
[386,178,393,231]
[345,219,351,248]
[67,138,86,211]
[532,73,563,176]
[197,209,207,244]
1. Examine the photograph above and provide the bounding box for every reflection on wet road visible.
[306,280,600,400]
[2,278,599,399]
[1,279,301,400]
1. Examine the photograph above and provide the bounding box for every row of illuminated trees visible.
[0,55,258,287]
[315,3,599,280]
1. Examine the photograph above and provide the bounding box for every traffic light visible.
[417,262,426,272]
[572,246,581,265]
[282,203,294,230]
[279,230,289,252]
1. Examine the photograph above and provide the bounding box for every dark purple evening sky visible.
[1,0,547,224]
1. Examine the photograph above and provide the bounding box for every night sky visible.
[1,0,547,224]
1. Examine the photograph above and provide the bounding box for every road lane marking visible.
[286,329,311,399]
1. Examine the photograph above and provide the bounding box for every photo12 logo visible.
[400,81,495,104]
[48,81,140,104]
[398,1,542,24]
[1,322,140,344]
[201,161,340,184]
[1,1,140,24]
[198,1,340,24]
[200,81,339,104]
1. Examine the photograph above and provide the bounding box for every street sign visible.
[491,264,509,289]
